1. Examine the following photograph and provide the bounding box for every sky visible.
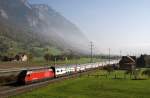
[29,0,150,55]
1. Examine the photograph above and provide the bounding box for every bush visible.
[103,65,114,74]
[142,69,150,78]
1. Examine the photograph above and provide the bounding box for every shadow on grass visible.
[112,78,125,80]
[132,78,147,80]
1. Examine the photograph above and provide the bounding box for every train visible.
[17,60,119,85]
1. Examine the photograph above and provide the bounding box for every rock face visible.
[0,0,89,54]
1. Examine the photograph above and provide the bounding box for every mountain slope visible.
[0,0,89,56]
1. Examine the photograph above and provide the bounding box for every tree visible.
[27,53,33,61]
[44,53,51,62]
[124,65,135,79]
[133,68,141,80]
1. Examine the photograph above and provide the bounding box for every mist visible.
[31,4,90,54]
[0,0,91,55]
[29,2,91,55]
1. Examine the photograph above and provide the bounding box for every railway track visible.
[0,68,98,98]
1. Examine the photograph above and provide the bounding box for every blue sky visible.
[30,0,150,55]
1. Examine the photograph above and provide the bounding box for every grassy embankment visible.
[0,58,105,68]
[12,70,150,98]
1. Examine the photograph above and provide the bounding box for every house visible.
[137,55,150,67]
[0,53,28,62]
[119,56,136,70]
[15,53,28,62]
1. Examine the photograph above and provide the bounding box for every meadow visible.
[12,70,150,98]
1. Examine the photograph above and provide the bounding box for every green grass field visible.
[12,70,150,98]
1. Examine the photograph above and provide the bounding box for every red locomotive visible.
[17,67,55,84]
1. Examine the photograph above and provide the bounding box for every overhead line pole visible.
[120,50,122,59]
[90,42,94,63]
[109,48,110,65]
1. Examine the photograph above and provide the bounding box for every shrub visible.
[142,69,150,78]
[103,65,114,74]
